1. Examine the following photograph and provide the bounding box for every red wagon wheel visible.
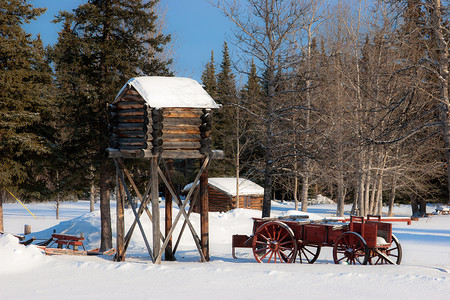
[252,221,297,263]
[298,243,321,264]
[369,234,402,265]
[333,231,369,265]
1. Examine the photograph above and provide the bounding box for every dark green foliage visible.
[51,0,172,249]
[209,42,237,177]
[201,51,217,98]
[51,0,172,191]
[0,0,54,195]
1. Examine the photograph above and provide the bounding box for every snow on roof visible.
[183,177,264,197]
[114,76,220,109]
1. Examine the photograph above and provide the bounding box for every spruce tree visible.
[210,42,236,177]
[51,0,172,250]
[201,51,217,98]
[0,0,53,231]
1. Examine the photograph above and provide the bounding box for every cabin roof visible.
[183,177,264,197]
[114,76,220,109]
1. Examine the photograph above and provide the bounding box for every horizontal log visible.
[117,137,148,144]
[117,123,152,132]
[117,108,151,117]
[118,144,151,150]
[163,125,201,134]
[163,141,201,150]
[118,116,149,124]
[111,125,152,134]
[163,118,202,126]
[110,140,149,148]
[126,87,140,95]
[163,109,203,118]
[161,150,206,159]
[162,133,201,141]
[121,94,144,101]
[116,101,146,110]
[113,131,149,139]
[107,148,152,158]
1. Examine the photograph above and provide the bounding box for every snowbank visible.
[1,201,450,299]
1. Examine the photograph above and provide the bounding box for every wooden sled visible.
[43,247,116,256]
[35,233,115,256]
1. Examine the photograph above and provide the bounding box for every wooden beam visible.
[113,159,154,261]
[164,159,175,261]
[200,157,209,261]
[115,169,125,262]
[155,156,210,264]
[157,166,205,262]
[151,156,161,264]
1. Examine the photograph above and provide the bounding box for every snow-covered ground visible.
[1,200,450,299]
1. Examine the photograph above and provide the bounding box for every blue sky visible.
[23,0,233,82]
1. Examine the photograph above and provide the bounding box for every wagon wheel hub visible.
[269,240,279,251]
[344,248,355,259]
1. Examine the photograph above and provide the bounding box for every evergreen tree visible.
[201,51,217,98]
[210,42,236,177]
[0,0,53,231]
[51,0,172,250]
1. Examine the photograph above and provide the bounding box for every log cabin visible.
[183,178,264,212]
[107,76,220,159]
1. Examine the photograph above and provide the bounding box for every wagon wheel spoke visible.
[254,246,270,253]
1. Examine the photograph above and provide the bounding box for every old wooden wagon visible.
[183,177,264,212]
[232,215,409,265]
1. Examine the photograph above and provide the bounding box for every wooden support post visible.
[164,159,175,261]
[24,225,31,235]
[200,158,209,261]
[115,169,125,261]
[151,156,161,264]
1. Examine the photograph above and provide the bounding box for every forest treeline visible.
[0,0,449,242]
